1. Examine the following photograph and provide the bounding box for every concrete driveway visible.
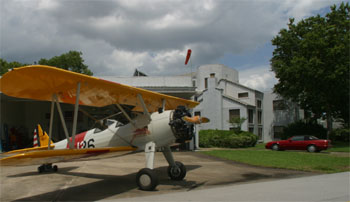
[0,151,312,201]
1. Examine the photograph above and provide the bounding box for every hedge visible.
[281,121,327,140]
[199,129,258,148]
[330,128,350,142]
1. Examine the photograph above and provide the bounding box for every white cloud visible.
[239,65,278,92]
[1,0,342,77]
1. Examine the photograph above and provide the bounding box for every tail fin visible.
[34,124,54,147]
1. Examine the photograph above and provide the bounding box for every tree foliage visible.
[271,3,349,125]
[1,51,93,76]
[0,59,26,75]
[228,117,247,133]
[39,51,93,75]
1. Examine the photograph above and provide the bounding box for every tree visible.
[0,58,26,75]
[271,3,349,135]
[1,51,93,76]
[228,117,247,133]
[39,51,93,75]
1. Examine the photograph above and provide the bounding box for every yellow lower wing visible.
[0,147,137,166]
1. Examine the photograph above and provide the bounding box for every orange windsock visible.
[185,49,192,65]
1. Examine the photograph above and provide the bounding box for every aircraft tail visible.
[33,124,54,147]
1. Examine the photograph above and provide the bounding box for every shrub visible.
[199,129,258,148]
[282,121,327,140]
[330,128,350,142]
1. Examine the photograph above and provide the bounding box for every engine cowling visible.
[169,106,194,143]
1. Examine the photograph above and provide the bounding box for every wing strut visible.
[115,103,135,127]
[48,82,80,149]
[48,95,55,150]
[162,99,166,111]
[53,94,74,149]
[71,82,81,148]
[137,94,151,121]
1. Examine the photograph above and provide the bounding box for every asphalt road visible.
[1,151,320,201]
[116,172,350,202]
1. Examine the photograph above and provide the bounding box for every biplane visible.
[0,65,209,191]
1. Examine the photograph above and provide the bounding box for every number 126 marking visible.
[78,138,95,148]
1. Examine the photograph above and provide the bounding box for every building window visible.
[210,73,215,78]
[273,126,284,139]
[249,127,254,133]
[238,92,249,98]
[248,109,254,124]
[258,111,262,124]
[204,78,208,89]
[192,80,196,87]
[273,100,286,111]
[194,111,201,117]
[258,127,263,140]
[257,100,262,108]
[229,109,240,120]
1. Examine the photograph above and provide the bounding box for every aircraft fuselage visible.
[54,110,178,151]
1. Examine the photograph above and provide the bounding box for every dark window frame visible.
[248,109,254,124]
[238,92,249,98]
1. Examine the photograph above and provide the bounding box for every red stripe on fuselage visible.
[66,131,88,148]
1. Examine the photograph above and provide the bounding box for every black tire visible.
[271,144,279,151]
[136,168,158,191]
[45,164,52,170]
[38,165,44,173]
[307,145,317,152]
[167,161,186,181]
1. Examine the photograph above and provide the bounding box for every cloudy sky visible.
[0,0,343,91]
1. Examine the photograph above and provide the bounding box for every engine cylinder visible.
[169,106,194,143]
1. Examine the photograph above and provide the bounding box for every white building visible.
[192,65,264,143]
[0,64,303,151]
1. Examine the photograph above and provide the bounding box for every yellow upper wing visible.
[0,65,199,112]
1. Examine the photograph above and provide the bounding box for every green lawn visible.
[328,141,350,152]
[202,149,349,173]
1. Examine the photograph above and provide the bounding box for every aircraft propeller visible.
[182,116,210,124]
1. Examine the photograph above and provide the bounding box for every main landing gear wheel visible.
[37,164,58,173]
[136,168,158,191]
[167,161,186,181]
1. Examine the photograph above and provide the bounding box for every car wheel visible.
[307,145,317,152]
[272,144,279,151]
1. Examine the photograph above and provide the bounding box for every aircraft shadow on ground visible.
[210,172,304,186]
[14,165,202,201]
[7,166,80,177]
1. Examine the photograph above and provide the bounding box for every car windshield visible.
[309,136,319,140]
[291,136,304,141]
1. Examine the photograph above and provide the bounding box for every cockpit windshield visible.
[105,119,116,127]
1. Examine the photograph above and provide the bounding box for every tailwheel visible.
[38,165,44,173]
[53,165,58,172]
[167,161,186,181]
[37,164,58,173]
[136,168,158,191]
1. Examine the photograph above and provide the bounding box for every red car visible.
[265,136,331,152]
